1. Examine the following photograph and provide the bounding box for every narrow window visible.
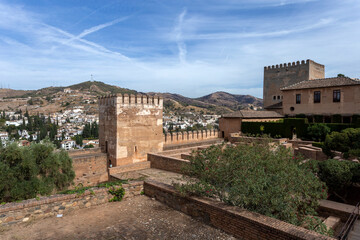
[273,96,276,100]
[333,90,340,102]
[314,91,321,103]
[277,95,280,100]
[296,94,301,104]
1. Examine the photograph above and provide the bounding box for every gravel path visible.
[0,195,236,240]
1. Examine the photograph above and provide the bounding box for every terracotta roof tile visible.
[281,77,360,91]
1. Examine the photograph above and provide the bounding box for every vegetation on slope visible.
[177,141,331,236]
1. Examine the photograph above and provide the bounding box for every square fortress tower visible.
[263,59,325,109]
[98,94,163,167]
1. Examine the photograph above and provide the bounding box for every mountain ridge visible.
[0,81,262,114]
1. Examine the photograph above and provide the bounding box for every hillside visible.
[6,81,137,98]
[0,81,262,115]
[0,89,32,98]
[197,91,262,111]
[158,92,262,115]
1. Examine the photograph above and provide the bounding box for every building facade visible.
[263,60,324,109]
[281,77,360,122]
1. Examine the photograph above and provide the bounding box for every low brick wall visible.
[288,140,314,148]
[0,181,143,226]
[148,153,189,174]
[318,200,359,222]
[68,147,102,157]
[71,152,109,187]
[144,180,335,240]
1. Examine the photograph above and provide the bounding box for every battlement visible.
[264,59,312,70]
[98,94,163,107]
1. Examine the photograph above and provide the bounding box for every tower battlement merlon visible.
[98,94,117,105]
[264,59,314,71]
[99,93,163,107]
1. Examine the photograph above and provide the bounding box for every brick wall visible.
[144,180,335,240]
[0,182,143,226]
[148,153,189,174]
[318,200,359,222]
[69,149,109,187]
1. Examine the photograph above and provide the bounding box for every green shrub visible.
[352,115,360,123]
[332,114,342,123]
[349,149,360,158]
[318,160,353,193]
[295,114,306,118]
[314,115,323,123]
[312,142,324,149]
[84,144,94,149]
[307,124,330,142]
[178,141,327,232]
[325,123,355,132]
[324,128,360,157]
[108,185,125,202]
[0,141,75,202]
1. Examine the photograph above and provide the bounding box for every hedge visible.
[242,118,308,138]
[241,118,355,139]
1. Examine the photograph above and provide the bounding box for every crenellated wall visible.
[99,94,163,167]
[163,129,219,145]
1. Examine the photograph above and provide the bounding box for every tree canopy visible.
[178,141,329,234]
[0,141,75,202]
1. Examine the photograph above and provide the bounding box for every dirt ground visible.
[0,195,235,240]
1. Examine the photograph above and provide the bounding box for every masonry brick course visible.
[144,180,335,240]
[69,149,109,186]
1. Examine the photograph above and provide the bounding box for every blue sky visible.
[0,0,359,98]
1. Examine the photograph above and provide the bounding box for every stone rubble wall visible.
[0,182,143,226]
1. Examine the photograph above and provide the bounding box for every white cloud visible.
[0,0,359,99]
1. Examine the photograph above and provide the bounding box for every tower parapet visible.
[98,94,163,107]
[264,59,313,71]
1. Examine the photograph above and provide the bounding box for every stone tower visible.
[263,59,325,109]
[98,94,163,167]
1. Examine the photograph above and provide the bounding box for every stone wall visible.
[144,180,335,240]
[99,94,163,167]
[69,148,109,187]
[263,59,325,109]
[148,153,189,174]
[0,182,143,226]
[163,129,219,145]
